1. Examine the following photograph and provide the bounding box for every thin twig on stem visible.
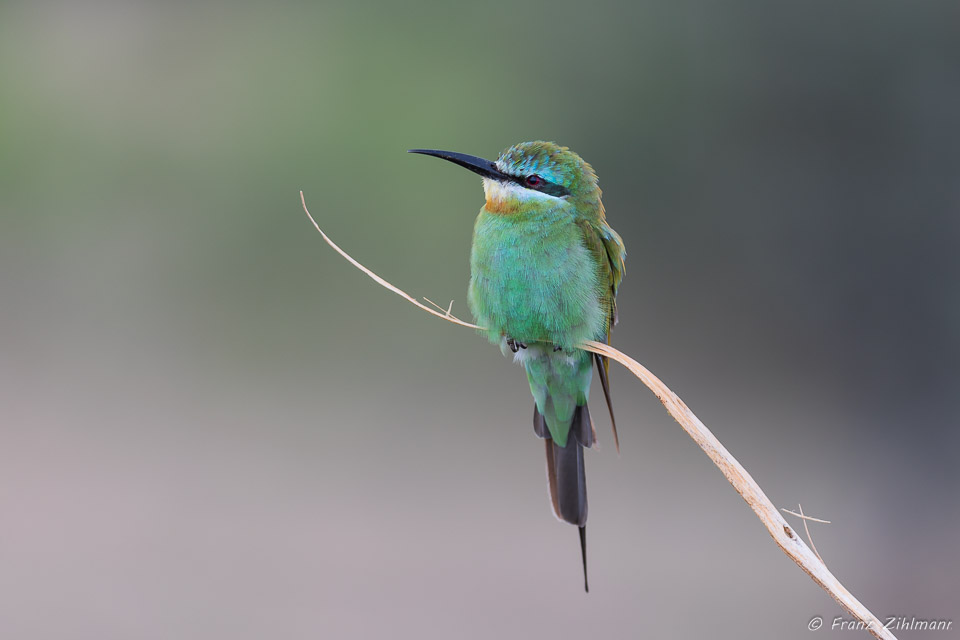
[781,508,832,525]
[300,191,896,640]
[783,504,830,564]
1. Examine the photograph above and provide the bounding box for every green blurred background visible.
[2,1,958,638]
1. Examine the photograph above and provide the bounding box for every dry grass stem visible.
[301,191,896,640]
[300,192,481,331]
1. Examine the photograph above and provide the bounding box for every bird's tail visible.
[534,403,593,591]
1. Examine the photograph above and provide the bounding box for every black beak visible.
[407,149,510,182]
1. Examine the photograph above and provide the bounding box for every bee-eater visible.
[409,141,625,592]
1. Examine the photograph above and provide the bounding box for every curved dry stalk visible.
[582,340,894,639]
[300,191,481,331]
[301,191,896,640]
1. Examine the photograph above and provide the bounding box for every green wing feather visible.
[576,217,626,451]
[575,218,625,332]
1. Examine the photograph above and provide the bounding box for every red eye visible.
[525,175,543,187]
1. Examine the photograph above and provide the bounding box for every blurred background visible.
[1,1,958,638]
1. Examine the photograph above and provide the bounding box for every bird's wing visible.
[577,218,626,452]
[599,222,626,326]
[576,219,624,331]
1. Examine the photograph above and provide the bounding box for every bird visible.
[409,141,625,592]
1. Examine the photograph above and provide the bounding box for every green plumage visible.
[467,141,625,448]
[410,141,625,591]
[469,207,599,446]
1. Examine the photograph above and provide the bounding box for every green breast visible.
[468,207,603,348]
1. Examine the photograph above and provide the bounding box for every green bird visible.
[409,141,625,591]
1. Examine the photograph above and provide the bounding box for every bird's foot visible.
[553,345,564,352]
[506,338,527,353]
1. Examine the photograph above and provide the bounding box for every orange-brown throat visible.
[485,192,519,214]
[482,179,535,215]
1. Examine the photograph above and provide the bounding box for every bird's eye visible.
[525,175,543,188]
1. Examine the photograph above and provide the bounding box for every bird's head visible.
[409,141,602,215]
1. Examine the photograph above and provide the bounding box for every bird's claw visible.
[506,338,527,353]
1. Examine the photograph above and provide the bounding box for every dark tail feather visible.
[536,405,591,525]
[543,437,562,520]
[579,526,589,592]
[533,404,550,439]
[593,352,619,454]
[536,404,591,591]
[550,436,586,526]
